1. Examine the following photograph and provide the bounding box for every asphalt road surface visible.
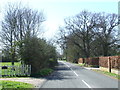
[41,61,119,89]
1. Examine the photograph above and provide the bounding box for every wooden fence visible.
[0,64,31,77]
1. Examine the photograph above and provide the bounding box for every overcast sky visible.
[0,0,118,40]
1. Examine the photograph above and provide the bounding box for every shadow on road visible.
[44,62,79,81]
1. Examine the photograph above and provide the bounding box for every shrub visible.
[35,68,53,77]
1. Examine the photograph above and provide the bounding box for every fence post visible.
[108,57,111,72]
[19,65,21,76]
[6,65,8,76]
[29,65,31,76]
[27,65,29,76]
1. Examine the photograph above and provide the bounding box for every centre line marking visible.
[66,64,70,67]
[61,61,78,77]
[82,80,92,88]
[70,68,79,76]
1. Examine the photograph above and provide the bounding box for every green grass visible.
[1,62,21,66]
[78,63,99,68]
[78,63,86,67]
[93,69,120,80]
[1,80,34,88]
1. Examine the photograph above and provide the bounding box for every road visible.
[40,61,119,89]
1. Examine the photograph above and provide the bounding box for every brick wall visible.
[78,56,120,69]
[78,57,99,66]
[99,56,120,69]
[85,57,99,66]
[110,56,120,69]
[99,57,109,68]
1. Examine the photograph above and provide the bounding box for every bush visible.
[21,36,58,75]
[35,68,53,77]
[48,58,58,69]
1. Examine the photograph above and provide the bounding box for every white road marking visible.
[61,61,78,77]
[61,61,69,67]
[82,80,92,88]
[70,68,79,77]
[66,64,70,67]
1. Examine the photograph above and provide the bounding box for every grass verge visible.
[93,69,120,80]
[78,63,86,67]
[78,63,99,68]
[1,62,21,66]
[1,80,34,88]
[0,76,30,78]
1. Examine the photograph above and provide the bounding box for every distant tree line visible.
[0,3,58,75]
[58,11,119,63]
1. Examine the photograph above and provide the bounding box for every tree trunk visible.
[103,43,108,56]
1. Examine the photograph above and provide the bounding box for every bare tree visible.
[1,4,18,65]
[95,13,119,56]
[63,11,98,58]
[16,6,45,62]
[0,3,45,65]
[59,11,119,62]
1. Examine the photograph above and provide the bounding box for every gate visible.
[1,64,31,77]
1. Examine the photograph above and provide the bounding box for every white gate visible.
[1,64,31,77]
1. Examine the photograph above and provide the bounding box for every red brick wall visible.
[99,57,109,68]
[78,57,99,66]
[99,56,120,69]
[78,56,120,69]
[110,56,120,69]
[91,57,99,66]
[84,57,99,66]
